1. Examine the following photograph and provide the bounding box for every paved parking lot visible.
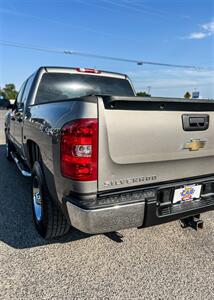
[0,110,213,299]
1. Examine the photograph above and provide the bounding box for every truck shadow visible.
[0,144,92,249]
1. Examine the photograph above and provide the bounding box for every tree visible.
[184,91,191,99]
[2,84,18,100]
[136,91,151,97]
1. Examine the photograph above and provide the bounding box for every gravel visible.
[0,110,213,299]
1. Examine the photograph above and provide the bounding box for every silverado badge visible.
[183,139,206,151]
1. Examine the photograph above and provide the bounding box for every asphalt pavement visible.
[0,110,213,299]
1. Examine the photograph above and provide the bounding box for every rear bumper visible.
[66,201,145,234]
[65,175,214,234]
[66,197,214,234]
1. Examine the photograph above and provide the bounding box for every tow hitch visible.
[180,215,204,231]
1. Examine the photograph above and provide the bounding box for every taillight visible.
[60,119,98,181]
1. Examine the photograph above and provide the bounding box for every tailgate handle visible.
[182,114,209,131]
[190,117,205,127]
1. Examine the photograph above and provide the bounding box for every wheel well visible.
[27,140,42,169]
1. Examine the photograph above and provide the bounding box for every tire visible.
[5,134,13,161]
[31,161,70,239]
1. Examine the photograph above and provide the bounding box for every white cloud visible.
[187,21,214,40]
[202,22,214,32]
[188,32,208,40]
[128,68,214,98]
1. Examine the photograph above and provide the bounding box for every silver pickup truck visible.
[5,66,214,239]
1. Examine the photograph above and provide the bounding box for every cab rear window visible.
[35,73,135,104]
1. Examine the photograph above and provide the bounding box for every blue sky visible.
[0,0,213,98]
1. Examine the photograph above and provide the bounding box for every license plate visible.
[173,184,202,204]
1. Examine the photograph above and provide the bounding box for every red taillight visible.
[75,68,101,74]
[60,119,98,181]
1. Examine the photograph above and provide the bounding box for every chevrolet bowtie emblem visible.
[183,139,206,151]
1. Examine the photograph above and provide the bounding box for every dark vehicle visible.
[4,66,214,239]
[0,98,10,110]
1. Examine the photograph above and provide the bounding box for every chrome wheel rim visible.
[33,177,42,222]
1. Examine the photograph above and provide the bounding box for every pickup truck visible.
[5,66,214,239]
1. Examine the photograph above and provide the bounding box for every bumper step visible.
[160,197,214,216]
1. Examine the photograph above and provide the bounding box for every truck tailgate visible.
[98,96,214,191]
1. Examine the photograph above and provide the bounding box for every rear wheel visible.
[32,161,70,239]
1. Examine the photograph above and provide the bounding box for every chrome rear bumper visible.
[66,202,145,234]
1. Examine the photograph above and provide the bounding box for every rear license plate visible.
[173,184,202,204]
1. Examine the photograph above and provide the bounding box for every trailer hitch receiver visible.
[180,215,204,231]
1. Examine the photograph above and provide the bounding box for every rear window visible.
[35,73,134,104]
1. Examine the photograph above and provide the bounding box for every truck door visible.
[14,75,35,155]
[9,81,26,148]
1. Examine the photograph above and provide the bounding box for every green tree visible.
[2,83,18,100]
[136,91,151,97]
[184,91,191,99]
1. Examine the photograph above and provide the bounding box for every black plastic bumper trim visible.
[142,198,214,228]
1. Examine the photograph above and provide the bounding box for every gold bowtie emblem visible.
[184,139,206,151]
